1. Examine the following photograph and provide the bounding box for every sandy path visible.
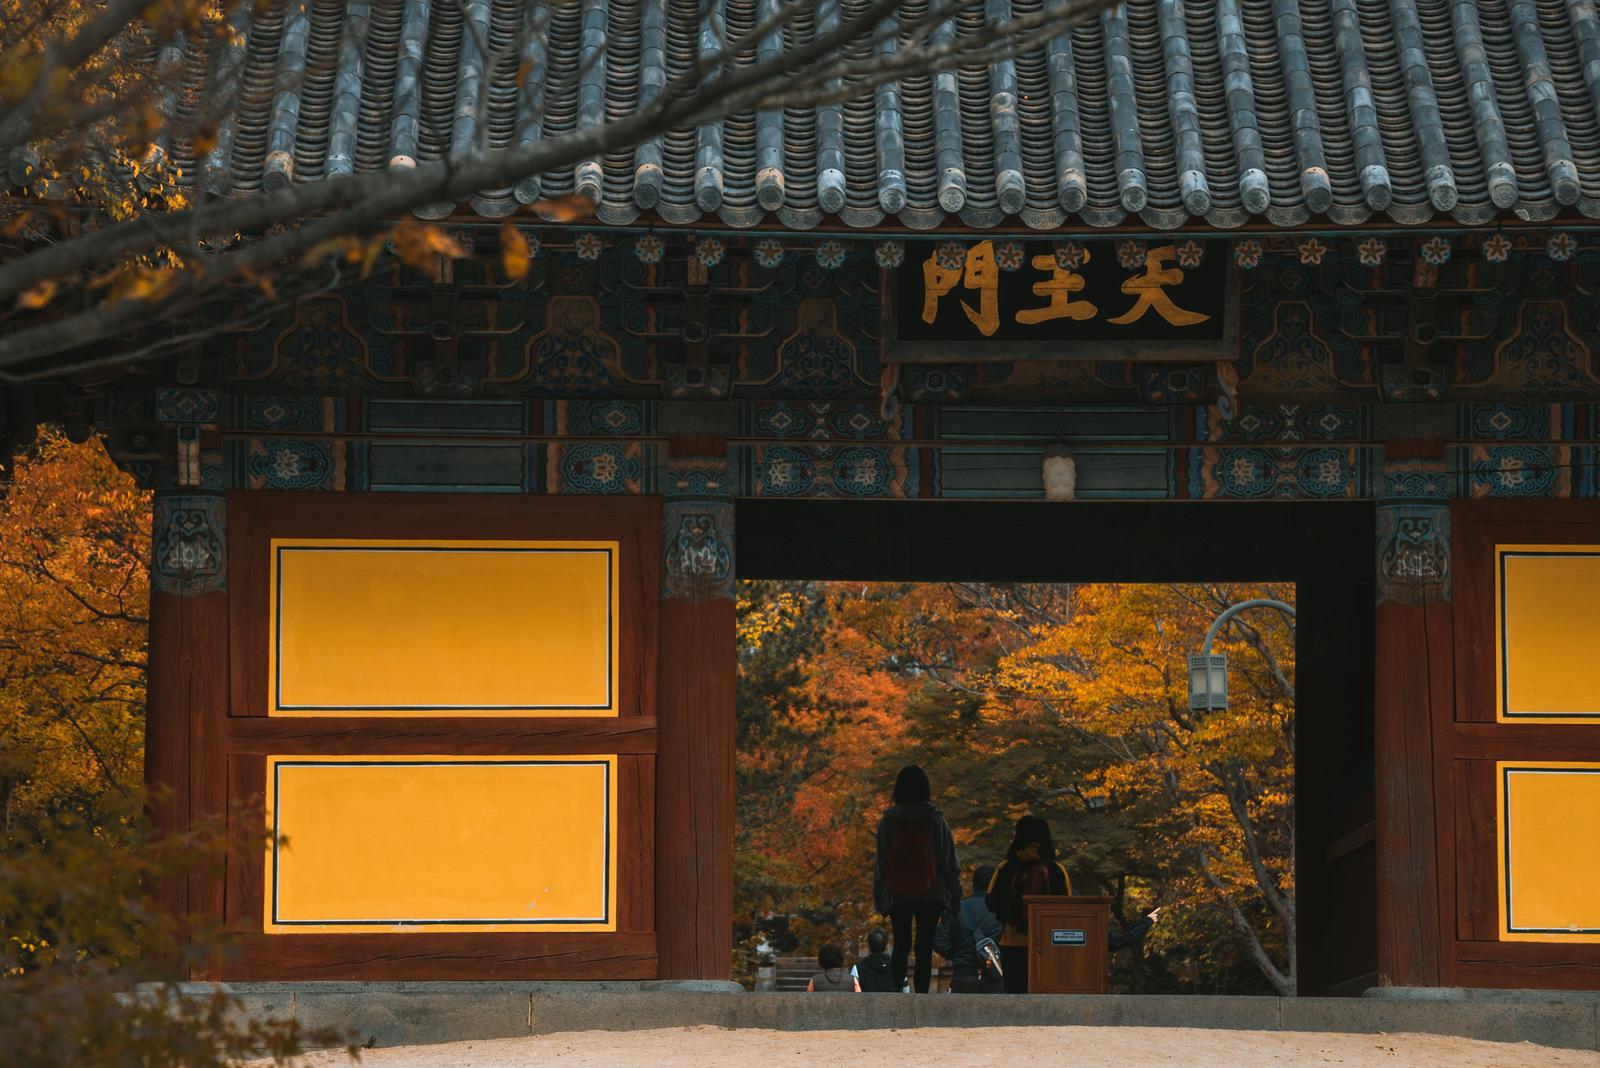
[278,1024,1600,1068]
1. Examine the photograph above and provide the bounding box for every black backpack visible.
[1007,862,1055,934]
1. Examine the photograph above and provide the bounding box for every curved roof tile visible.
[166,0,1600,229]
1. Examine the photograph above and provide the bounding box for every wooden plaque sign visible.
[887,239,1234,363]
[1025,895,1112,994]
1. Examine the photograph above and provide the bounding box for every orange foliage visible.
[0,430,149,823]
[737,579,1297,994]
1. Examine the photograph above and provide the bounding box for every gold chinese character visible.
[1106,244,1210,327]
[920,241,1001,337]
[921,254,962,324]
[1015,252,1097,325]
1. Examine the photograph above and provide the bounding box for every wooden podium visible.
[1024,895,1111,993]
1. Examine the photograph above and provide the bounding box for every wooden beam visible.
[655,595,735,979]
[1373,596,1448,987]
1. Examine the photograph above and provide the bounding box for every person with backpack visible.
[985,814,1072,993]
[851,928,896,992]
[933,864,1005,993]
[806,943,859,992]
[871,765,962,994]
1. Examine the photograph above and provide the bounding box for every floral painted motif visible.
[1175,240,1204,268]
[559,442,640,494]
[1295,448,1353,497]
[754,237,786,268]
[520,230,542,260]
[695,236,726,267]
[832,447,891,496]
[874,240,905,268]
[248,440,334,491]
[936,241,967,269]
[1054,241,1086,270]
[1356,238,1386,267]
[1116,240,1148,270]
[995,240,1025,271]
[1234,239,1263,269]
[1547,232,1577,262]
[1472,446,1561,498]
[1297,237,1328,266]
[1217,448,1277,497]
[1481,234,1512,263]
[574,232,604,260]
[634,234,664,264]
[814,239,848,269]
[758,446,815,496]
[1419,236,1451,266]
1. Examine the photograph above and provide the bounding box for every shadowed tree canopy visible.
[0,0,1117,382]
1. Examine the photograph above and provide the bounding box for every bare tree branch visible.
[0,0,1121,375]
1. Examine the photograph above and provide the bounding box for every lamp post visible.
[1187,598,1296,712]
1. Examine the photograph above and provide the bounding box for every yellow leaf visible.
[499,223,531,282]
[529,194,595,222]
[1,212,35,239]
[301,236,358,267]
[15,280,57,310]
[106,266,180,306]
[423,226,468,258]
[389,220,468,269]
[360,236,385,278]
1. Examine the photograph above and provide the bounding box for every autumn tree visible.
[0,0,1120,381]
[733,580,918,969]
[985,582,1298,994]
[739,578,1298,994]
[0,426,149,826]
[0,431,353,1065]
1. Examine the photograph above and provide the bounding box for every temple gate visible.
[10,0,1600,993]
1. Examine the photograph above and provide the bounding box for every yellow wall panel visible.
[1496,546,1600,722]
[266,756,616,933]
[269,539,618,716]
[1498,762,1600,941]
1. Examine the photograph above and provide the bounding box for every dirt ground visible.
[277,1024,1600,1067]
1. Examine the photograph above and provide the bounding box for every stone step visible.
[175,982,1600,1054]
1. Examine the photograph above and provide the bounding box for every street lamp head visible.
[1187,652,1229,711]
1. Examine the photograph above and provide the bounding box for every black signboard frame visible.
[882,239,1239,364]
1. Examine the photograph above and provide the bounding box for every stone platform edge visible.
[144,982,1600,1053]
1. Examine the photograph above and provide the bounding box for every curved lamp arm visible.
[1200,598,1296,656]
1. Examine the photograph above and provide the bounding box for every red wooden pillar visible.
[655,441,736,979]
[146,494,230,960]
[1372,444,1451,987]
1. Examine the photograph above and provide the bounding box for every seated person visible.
[806,943,859,992]
[852,929,896,992]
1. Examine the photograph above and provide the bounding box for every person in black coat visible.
[986,814,1165,992]
[934,864,1005,993]
[871,765,962,993]
[985,815,1072,993]
[852,928,896,992]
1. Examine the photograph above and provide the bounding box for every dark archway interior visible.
[737,499,1377,996]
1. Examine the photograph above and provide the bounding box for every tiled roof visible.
[182,0,1600,231]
